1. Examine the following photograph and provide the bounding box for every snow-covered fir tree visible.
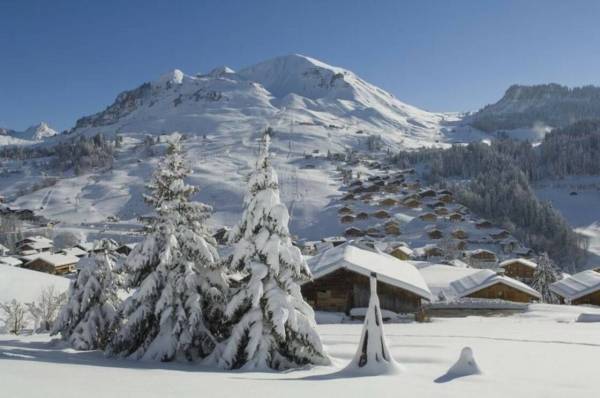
[219,132,330,370]
[108,137,226,361]
[51,239,121,350]
[532,252,560,304]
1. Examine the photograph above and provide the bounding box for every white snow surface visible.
[308,243,432,300]
[0,264,70,303]
[2,304,600,397]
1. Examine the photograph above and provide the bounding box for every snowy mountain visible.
[22,122,59,140]
[468,83,600,133]
[70,54,457,145]
[0,54,486,240]
[0,122,58,144]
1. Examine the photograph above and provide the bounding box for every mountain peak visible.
[24,122,58,140]
[208,66,235,77]
[238,53,352,100]
[156,69,185,87]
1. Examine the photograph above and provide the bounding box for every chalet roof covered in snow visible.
[417,264,484,300]
[76,242,95,252]
[20,240,53,251]
[23,253,80,267]
[307,244,433,300]
[499,258,537,270]
[550,270,600,301]
[19,236,53,245]
[0,256,23,267]
[450,269,541,299]
[0,243,8,253]
[59,247,89,257]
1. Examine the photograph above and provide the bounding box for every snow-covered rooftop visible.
[60,247,89,257]
[21,241,54,250]
[550,270,600,301]
[450,269,541,299]
[20,235,53,245]
[499,258,537,269]
[307,244,432,300]
[23,253,80,267]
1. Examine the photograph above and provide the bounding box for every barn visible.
[499,258,537,284]
[303,244,432,314]
[550,270,600,306]
[450,269,541,303]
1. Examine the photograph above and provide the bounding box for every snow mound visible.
[447,347,482,377]
[576,313,600,323]
[435,347,482,383]
[0,264,70,303]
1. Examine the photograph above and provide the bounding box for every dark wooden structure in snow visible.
[304,245,432,314]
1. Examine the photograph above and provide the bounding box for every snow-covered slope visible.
[0,264,70,303]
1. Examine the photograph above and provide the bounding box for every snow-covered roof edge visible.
[307,245,433,300]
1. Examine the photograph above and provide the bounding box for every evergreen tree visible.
[219,132,330,370]
[51,239,121,350]
[108,137,226,361]
[532,253,560,304]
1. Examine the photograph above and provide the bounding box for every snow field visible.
[1,304,599,398]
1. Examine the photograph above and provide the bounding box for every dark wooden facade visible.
[571,290,600,306]
[502,262,535,283]
[302,268,424,314]
[465,282,537,303]
[25,258,76,275]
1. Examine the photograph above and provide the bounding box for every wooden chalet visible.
[448,212,464,222]
[499,258,538,284]
[451,229,469,240]
[17,236,53,254]
[403,198,421,208]
[418,189,437,198]
[340,215,355,224]
[389,245,413,261]
[419,212,437,222]
[344,227,365,238]
[551,271,600,306]
[372,210,391,219]
[434,207,449,216]
[338,206,353,215]
[384,223,401,235]
[355,212,369,220]
[379,198,398,207]
[22,253,79,275]
[427,229,443,240]
[465,249,498,268]
[450,269,541,303]
[475,220,493,229]
[303,244,432,314]
[490,230,511,240]
[438,193,453,203]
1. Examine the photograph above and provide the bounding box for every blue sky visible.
[2,0,600,131]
